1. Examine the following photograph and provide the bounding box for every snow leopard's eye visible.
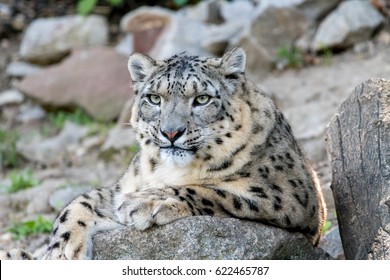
[147,94,161,106]
[193,95,211,107]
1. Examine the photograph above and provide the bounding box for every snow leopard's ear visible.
[220,47,246,76]
[207,47,246,78]
[128,53,156,83]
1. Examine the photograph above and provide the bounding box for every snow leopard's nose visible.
[161,127,186,143]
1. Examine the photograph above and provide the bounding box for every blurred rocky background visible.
[1,0,390,260]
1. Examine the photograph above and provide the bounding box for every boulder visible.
[15,47,134,121]
[16,103,46,123]
[120,7,173,54]
[312,1,385,51]
[121,6,210,59]
[120,6,211,58]
[202,22,245,56]
[178,0,223,24]
[220,0,256,23]
[20,15,109,64]
[17,121,88,166]
[0,179,62,222]
[0,89,24,107]
[101,97,136,151]
[319,227,344,259]
[115,34,134,56]
[202,0,256,56]
[93,216,332,260]
[49,185,92,211]
[238,6,308,76]
[256,0,341,22]
[101,126,137,151]
[6,61,42,77]
[149,14,211,59]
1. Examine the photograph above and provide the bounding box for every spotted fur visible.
[0,48,326,260]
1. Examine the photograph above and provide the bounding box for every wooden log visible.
[326,78,390,259]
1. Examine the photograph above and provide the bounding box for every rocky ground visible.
[1,0,390,260]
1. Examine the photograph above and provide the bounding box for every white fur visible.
[160,149,194,167]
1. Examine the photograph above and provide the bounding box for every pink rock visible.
[15,47,134,121]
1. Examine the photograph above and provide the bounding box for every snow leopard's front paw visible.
[118,190,192,230]
[39,234,89,260]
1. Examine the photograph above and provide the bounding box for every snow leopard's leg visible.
[0,249,34,260]
[38,185,124,260]
[117,184,322,246]
[0,185,122,260]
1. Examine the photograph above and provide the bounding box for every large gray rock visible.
[16,103,46,123]
[238,6,308,76]
[115,34,134,56]
[202,1,255,56]
[256,0,341,22]
[220,0,256,23]
[17,121,88,166]
[49,185,92,211]
[149,13,211,59]
[0,89,24,107]
[92,216,332,260]
[0,179,61,224]
[178,0,223,24]
[6,61,42,77]
[202,22,246,56]
[312,1,385,51]
[20,15,108,64]
[15,47,134,121]
[319,227,344,259]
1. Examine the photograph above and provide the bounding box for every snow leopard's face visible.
[128,49,246,166]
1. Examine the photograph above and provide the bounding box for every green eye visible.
[194,95,211,106]
[147,94,161,105]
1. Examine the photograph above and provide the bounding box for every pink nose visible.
[161,127,186,143]
[163,130,179,141]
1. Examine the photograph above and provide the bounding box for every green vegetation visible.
[48,108,94,129]
[76,0,200,15]
[77,0,124,16]
[173,0,190,8]
[87,122,115,137]
[128,143,140,154]
[7,216,52,240]
[0,129,20,168]
[1,170,39,193]
[315,43,334,65]
[320,48,333,65]
[47,108,115,137]
[123,144,140,165]
[276,45,303,69]
[100,143,139,164]
[322,220,332,234]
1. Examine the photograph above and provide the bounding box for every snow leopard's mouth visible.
[159,146,197,166]
[160,146,198,154]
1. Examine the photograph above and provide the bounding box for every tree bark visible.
[326,78,390,259]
